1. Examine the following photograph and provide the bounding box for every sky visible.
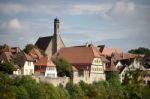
[0,0,150,51]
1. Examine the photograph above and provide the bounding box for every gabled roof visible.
[97,45,123,56]
[105,58,117,72]
[29,48,43,59]
[112,52,137,60]
[0,45,11,52]
[14,51,33,67]
[101,56,110,63]
[35,36,53,51]
[58,44,101,64]
[34,57,55,67]
[0,51,13,62]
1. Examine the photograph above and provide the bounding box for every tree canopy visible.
[0,71,148,99]
[23,43,46,56]
[53,57,72,77]
[23,44,37,54]
[0,62,16,74]
[128,47,150,55]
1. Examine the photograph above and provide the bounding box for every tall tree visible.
[53,57,72,77]
[122,68,144,99]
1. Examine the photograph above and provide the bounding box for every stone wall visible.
[32,76,70,86]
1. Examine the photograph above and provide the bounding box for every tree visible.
[24,43,46,56]
[53,57,72,77]
[0,72,16,99]
[105,72,123,98]
[128,47,150,55]
[13,86,29,99]
[66,81,84,99]
[23,44,37,54]
[122,68,144,99]
[56,85,70,99]
[142,87,150,99]
[0,62,16,74]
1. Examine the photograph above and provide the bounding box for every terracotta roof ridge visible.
[91,45,100,57]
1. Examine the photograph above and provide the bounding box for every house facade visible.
[0,46,34,75]
[34,57,57,78]
[58,44,106,83]
[13,52,34,75]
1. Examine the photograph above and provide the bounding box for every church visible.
[35,18,65,58]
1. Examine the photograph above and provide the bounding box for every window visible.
[93,68,94,71]
[28,62,31,66]
[78,69,84,77]
[47,67,55,70]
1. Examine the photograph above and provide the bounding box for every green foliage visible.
[24,44,37,54]
[122,68,144,99]
[142,87,150,99]
[39,49,47,56]
[0,69,148,99]
[53,57,72,77]
[106,72,123,98]
[66,81,84,99]
[24,43,47,56]
[0,72,16,99]
[56,85,70,99]
[128,47,150,55]
[0,62,16,74]
[13,86,29,99]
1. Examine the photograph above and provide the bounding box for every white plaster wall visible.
[90,58,105,82]
[73,71,91,84]
[23,61,34,75]
[45,67,57,78]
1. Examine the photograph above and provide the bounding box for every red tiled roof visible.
[58,44,101,64]
[0,51,13,62]
[105,58,117,72]
[29,48,43,59]
[34,57,55,67]
[98,45,123,56]
[112,52,137,60]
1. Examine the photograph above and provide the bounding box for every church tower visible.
[54,17,59,35]
[35,18,65,58]
[52,17,65,55]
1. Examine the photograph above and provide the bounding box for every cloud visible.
[0,3,26,14]
[69,4,111,15]
[0,2,112,16]
[0,19,28,30]
[107,1,135,17]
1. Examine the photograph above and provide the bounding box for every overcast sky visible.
[0,0,150,51]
